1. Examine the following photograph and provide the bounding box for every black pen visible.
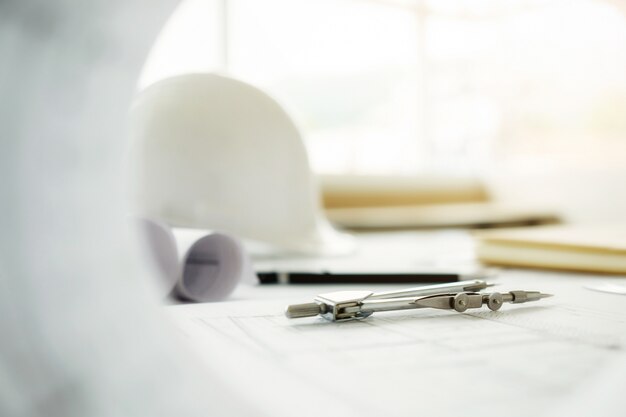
[257,270,488,284]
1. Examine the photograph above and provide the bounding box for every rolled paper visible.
[133,217,253,302]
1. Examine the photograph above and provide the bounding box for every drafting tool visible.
[285,281,551,321]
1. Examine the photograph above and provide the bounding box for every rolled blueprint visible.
[134,217,253,302]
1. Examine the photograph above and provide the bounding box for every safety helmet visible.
[129,73,354,255]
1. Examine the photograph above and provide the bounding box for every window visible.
[140,0,626,177]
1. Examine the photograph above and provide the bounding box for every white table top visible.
[167,231,626,417]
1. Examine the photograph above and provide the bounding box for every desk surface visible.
[167,231,626,417]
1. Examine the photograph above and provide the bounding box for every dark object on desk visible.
[257,271,466,284]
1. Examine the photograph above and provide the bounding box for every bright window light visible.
[228,0,421,175]
[141,0,626,177]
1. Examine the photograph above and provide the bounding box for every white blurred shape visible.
[0,1,256,416]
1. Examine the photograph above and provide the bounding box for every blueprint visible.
[166,270,626,417]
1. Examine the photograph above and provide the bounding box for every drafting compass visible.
[285,280,552,322]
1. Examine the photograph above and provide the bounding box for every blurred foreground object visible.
[0,1,255,416]
[130,73,354,255]
[475,225,626,274]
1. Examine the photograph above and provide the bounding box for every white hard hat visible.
[129,73,354,255]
